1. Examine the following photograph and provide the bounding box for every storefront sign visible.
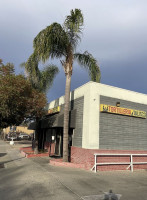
[48,106,60,115]
[100,104,146,119]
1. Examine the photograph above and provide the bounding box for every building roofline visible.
[90,82,147,97]
[48,81,147,105]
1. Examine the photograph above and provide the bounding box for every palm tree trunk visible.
[63,72,71,162]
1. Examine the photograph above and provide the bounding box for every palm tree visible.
[26,8,101,162]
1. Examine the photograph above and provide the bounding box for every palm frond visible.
[23,53,59,92]
[20,62,26,68]
[33,23,69,62]
[25,53,40,87]
[74,51,101,82]
[64,9,83,33]
[64,9,84,48]
[38,65,59,92]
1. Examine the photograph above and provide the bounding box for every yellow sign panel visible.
[47,106,60,115]
[100,104,146,119]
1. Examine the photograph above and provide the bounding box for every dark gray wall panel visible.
[71,96,84,147]
[99,95,147,150]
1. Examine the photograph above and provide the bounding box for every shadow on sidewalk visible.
[0,153,7,157]
[0,157,25,165]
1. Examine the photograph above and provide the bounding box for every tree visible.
[20,60,59,153]
[26,9,101,162]
[0,59,47,129]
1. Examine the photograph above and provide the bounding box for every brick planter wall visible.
[71,146,147,171]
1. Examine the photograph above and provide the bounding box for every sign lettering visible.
[100,104,146,119]
[47,106,60,115]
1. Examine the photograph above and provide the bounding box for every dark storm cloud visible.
[0,0,147,101]
[101,56,147,93]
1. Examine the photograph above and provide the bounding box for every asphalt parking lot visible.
[1,139,147,200]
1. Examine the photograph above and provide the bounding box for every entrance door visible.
[55,135,61,155]
[54,128,73,157]
[55,128,63,156]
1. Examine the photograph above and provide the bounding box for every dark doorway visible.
[54,128,63,156]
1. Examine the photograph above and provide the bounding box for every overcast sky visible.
[0,0,147,102]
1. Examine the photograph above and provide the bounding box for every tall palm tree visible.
[26,8,101,161]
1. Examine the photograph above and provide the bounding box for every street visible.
[0,139,147,200]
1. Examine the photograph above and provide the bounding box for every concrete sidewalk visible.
[0,139,147,200]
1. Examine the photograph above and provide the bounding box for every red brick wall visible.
[71,146,147,171]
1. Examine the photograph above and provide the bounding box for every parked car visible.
[6,134,17,141]
[18,133,30,140]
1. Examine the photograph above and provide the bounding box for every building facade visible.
[35,82,147,170]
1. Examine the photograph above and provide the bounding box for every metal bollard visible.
[10,138,14,145]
